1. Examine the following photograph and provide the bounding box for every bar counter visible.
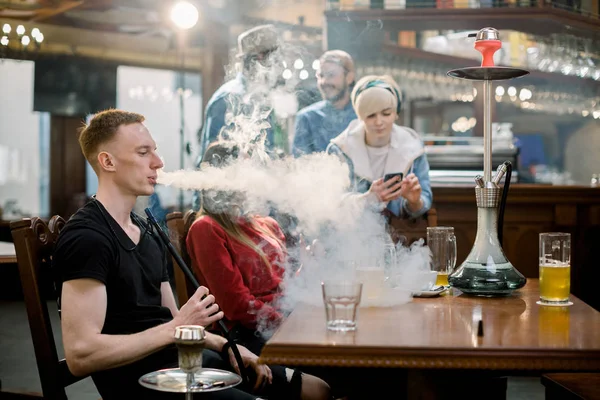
[431,184,600,310]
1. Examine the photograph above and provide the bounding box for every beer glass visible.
[538,233,571,306]
[427,227,457,287]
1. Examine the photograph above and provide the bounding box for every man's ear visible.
[345,70,355,86]
[97,151,116,172]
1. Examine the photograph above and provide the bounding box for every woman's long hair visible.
[195,141,284,270]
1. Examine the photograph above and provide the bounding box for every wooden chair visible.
[8,216,86,400]
[166,210,197,306]
[388,207,438,246]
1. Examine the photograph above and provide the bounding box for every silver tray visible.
[139,368,242,393]
[447,67,529,81]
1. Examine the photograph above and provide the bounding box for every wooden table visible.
[0,241,16,264]
[260,280,600,372]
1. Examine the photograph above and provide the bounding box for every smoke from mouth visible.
[157,152,355,236]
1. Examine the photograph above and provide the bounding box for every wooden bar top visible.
[260,280,600,371]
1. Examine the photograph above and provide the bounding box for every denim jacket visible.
[292,100,357,157]
[326,120,432,219]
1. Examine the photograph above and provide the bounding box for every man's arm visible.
[161,281,179,317]
[61,279,223,377]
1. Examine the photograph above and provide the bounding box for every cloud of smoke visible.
[158,27,432,340]
[158,152,356,236]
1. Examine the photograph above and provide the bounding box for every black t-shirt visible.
[53,199,178,398]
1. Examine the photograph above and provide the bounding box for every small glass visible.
[538,232,572,306]
[321,281,362,332]
[427,227,457,287]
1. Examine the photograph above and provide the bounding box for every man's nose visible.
[152,153,164,169]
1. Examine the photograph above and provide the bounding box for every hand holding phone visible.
[384,172,403,183]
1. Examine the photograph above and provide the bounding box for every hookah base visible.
[449,264,527,296]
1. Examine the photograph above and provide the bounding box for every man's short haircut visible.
[319,50,355,74]
[78,109,145,168]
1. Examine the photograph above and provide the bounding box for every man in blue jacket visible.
[193,25,281,210]
[196,24,281,162]
[291,50,358,157]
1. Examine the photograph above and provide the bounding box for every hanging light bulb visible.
[170,1,199,30]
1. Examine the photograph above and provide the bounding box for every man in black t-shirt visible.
[53,109,330,400]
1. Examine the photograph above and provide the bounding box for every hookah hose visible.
[497,161,512,246]
[144,208,250,386]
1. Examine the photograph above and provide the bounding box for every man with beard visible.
[291,50,357,157]
[196,24,282,161]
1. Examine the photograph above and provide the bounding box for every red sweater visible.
[186,215,286,330]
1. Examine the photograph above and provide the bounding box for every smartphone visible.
[384,172,403,183]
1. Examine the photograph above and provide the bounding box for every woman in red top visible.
[186,142,291,354]
[186,142,364,400]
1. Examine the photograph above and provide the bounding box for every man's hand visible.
[226,344,273,392]
[171,286,224,328]
[398,173,423,210]
[369,176,403,203]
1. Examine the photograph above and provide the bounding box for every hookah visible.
[175,325,209,399]
[139,324,243,396]
[447,27,528,296]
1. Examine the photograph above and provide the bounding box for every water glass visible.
[539,232,571,306]
[321,281,363,332]
[426,227,457,287]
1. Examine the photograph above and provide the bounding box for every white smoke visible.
[158,152,432,310]
[157,29,433,339]
[158,152,356,235]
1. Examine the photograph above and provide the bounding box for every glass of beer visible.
[427,227,457,287]
[538,232,571,306]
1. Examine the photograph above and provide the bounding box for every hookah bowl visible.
[446,27,528,296]
[138,325,242,398]
[175,325,206,374]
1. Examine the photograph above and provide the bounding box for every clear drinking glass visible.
[538,233,571,306]
[321,281,363,332]
[427,227,457,287]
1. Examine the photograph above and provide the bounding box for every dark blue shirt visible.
[292,100,357,157]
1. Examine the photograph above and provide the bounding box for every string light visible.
[0,23,44,58]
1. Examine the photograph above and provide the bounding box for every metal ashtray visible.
[139,368,242,393]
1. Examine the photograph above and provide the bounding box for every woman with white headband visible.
[326,75,432,219]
